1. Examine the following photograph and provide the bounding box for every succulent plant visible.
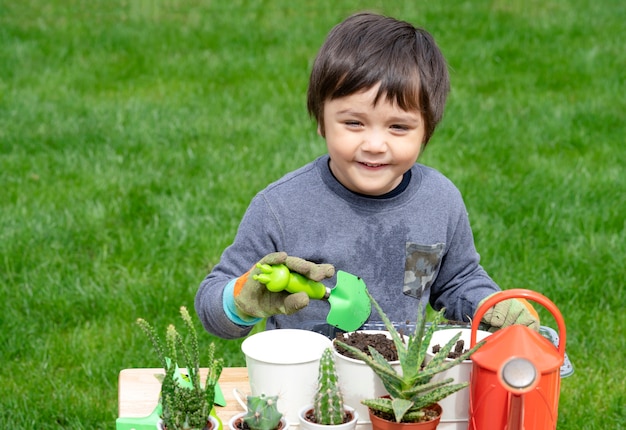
[335,291,484,423]
[136,306,223,430]
[243,393,284,430]
[312,347,346,425]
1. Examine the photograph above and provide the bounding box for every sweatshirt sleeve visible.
[428,198,500,322]
[194,193,284,339]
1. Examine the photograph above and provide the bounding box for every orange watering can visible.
[468,289,567,430]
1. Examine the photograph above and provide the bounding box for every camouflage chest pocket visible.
[403,242,445,299]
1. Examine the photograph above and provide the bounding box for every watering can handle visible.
[471,289,566,357]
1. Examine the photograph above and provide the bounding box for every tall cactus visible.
[136,306,223,430]
[244,393,283,430]
[313,347,346,425]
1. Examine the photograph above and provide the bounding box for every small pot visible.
[297,404,358,430]
[157,414,221,430]
[227,412,290,430]
[368,403,442,430]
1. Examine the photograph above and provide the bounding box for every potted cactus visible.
[136,306,224,430]
[334,292,485,429]
[297,347,358,430]
[228,393,289,430]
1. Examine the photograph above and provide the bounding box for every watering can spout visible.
[468,289,566,430]
[500,357,539,430]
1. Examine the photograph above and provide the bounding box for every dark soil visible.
[303,408,355,424]
[334,329,470,362]
[163,419,215,430]
[230,417,286,430]
[370,406,440,423]
[431,339,468,359]
[333,331,399,361]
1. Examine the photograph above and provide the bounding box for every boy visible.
[195,12,538,339]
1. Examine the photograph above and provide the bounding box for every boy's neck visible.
[327,158,412,199]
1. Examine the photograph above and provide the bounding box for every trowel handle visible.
[471,289,566,357]
[254,263,327,299]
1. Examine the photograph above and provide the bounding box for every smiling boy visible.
[321,83,425,197]
[195,12,538,339]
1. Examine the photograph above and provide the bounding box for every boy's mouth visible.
[360,161,387,168]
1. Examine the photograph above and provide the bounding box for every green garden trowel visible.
[254,264,371,331]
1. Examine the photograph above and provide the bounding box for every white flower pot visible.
[228,412,290,430]
[297,404,358,430]
[157,413,221,430]
[424,328,491,430]
[242,329,332,426]
[332,330,402,427]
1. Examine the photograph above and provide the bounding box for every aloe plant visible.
[312,347,346,425]
[243,393,284,430]
[335,292,484,423]
[136,306,224,430]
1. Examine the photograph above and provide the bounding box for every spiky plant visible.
[312,347,346,425]
[335,292,484,423]
[243,393,284,430]
[136,306,224,430]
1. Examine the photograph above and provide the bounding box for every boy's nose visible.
[361,131,387,152]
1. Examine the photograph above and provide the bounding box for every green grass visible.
[1,0,625,428]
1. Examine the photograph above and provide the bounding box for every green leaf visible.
[391,398,414,423]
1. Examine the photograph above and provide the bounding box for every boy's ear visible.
[317,123,325,138]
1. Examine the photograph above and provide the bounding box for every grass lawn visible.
[1,0,625,428]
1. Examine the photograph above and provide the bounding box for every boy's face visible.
[321,84,425,196]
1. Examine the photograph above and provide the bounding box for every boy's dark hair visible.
[307,12,450,144]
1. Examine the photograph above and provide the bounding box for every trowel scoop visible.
[254,264,370,331]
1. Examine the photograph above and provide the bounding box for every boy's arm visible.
[196,252,333,339]
[195,194,284,339]
[194,193,334,339]
[428,203,500,323]
[428,205,539,330]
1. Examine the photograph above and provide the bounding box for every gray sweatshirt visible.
[195,155,499,339]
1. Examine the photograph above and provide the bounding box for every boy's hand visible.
[478,294,540,332]
[284,255,335,282]
[233,252,334,318]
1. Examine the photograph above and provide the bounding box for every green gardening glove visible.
[478,294,540,332]
[233,252,335,319]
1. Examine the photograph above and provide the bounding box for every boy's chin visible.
[352,182,396,196]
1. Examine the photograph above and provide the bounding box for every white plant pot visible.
[297,404,358,430]
[424,328,491,430]
[228,412,290,430]
[332,331,402,427]
[242,329,332,426]
[157,414,221,430]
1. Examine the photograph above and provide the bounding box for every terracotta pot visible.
[297,404,358,430]
[227,412,290,430]
[368,403,442,430]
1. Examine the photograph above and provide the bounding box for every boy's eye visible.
[390,124,409,132]
[344,120,362,127]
